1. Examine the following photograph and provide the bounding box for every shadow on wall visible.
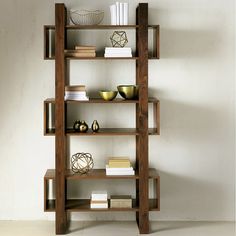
[149,8,222,59]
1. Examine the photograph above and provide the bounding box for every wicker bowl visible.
[69,9,104,25]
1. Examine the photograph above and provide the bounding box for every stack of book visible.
[65,45,96,58]
[64,85,89,101]
[106,158,134,175]
[90,191,108,209]
[110,2,129,25]
[104,47,132,58]
[110,195,132,208]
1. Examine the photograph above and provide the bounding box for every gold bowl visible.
[117,85,139,100]
[99,90,118,101]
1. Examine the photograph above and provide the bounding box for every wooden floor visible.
[0,221,234,236]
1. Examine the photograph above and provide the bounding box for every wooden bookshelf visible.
[43,3,160,234]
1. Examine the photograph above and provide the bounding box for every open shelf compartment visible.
[44,169,160,212]
[43,98,160,136]
[44,25,160,60]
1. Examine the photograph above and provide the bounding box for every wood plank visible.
[44,168,159,180]
[136,3,149,234]
[44,128,159,136]
[153,101,160,135]
[55,3,67,234]
[45,199,160,212]
[44,25,160,30]
[44,97,159,104]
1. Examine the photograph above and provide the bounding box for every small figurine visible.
[79,120,88,132]
[91,120,100,132]
[73,120,81,132]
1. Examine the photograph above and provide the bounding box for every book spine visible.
[106,165,133,171]
[116,2,120,25]
[119,3,124,25]
[110,5,117,25]
[75,46,96,50]
[124,3,128,25]
[91,195,108,201]
[104,54,132,58]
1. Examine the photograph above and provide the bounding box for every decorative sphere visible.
[71,153,94,174]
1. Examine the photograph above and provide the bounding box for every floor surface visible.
[0,221,235,236]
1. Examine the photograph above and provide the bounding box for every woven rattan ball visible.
[71,153,94,174]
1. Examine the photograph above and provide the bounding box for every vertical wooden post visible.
[136,3,149,234]
[55,3,67,235]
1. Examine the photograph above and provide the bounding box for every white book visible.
[104,53,132,58]
[91,191,108,201]
[65,91,87,95]
[119,3,124,25]
[106,165,133,171]
[110,5,117,25]
[105,52,132,55]
[64,96,89,101]
[106,170,135,176]
[90,203,108,209]
[105,47,132,53]
[124,3,129,25]
[65,94,88,98]
[116,2,120,25]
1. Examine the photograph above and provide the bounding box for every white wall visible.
[0,0,234,221]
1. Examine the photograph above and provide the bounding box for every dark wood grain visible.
[44,26,49,59]
[44,24,159,30]
[44,128,159,136]
[55,4,67,235]
[44,97,159,104]
[44,168,159,180]
[136,3,149,234]
[153,100,160,135]
[44,199,160,212]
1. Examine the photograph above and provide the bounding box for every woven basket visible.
[69,9,104,25]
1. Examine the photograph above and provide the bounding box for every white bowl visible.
[69,9,104,25]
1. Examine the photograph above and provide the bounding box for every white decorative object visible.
[123,3,129,25]
[110,2,129,25]
[110,5,116,25]
[69,9,104,25]
[119,3,124,25]
[116,2,120,25]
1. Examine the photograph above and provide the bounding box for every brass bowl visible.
[99,90,118,101]
[117,85,139,100]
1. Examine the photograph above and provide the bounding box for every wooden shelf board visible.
[45,199,159,212]
[44,97,159,104]
[44,56,159,60]
[44,25,159,30]
[44,168,159,180]
[45,128,158,136]
[66,56,138,60]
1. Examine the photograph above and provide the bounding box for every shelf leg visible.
[136,2,149,234]
[55,3,68,235]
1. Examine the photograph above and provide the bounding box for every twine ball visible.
[71,152,94,174]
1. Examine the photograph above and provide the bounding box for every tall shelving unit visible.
[43,3,160,234]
